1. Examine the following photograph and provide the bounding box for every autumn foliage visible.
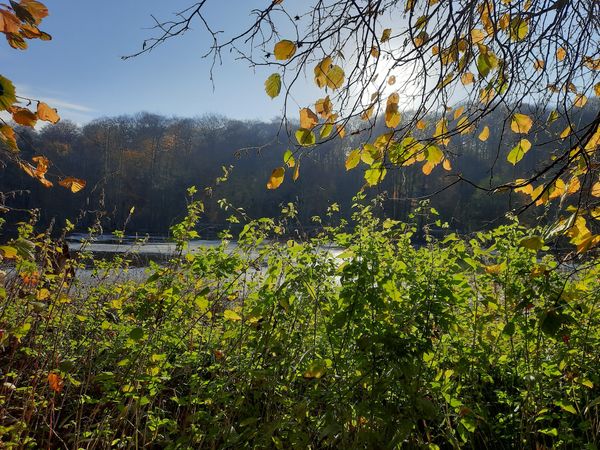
[0,0,85,192]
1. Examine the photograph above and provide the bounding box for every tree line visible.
[2,102,596,237]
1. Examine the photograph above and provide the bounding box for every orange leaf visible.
[37,101,60,124]
[314,96,332,119]
[31,155,49,176]
[267,167,285,189]
[0,125,17,150]
[0,10,21,34]
[48,372,64,393]
[12,107,37,127]
[59,177,86,193]
[299,107,318,129]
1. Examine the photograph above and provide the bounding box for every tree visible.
[0,0,84,196]
[131,0,600,252]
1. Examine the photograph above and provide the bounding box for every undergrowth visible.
[0,193,599,449]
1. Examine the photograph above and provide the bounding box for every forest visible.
[1,0,600,448]
[4,101,598,236]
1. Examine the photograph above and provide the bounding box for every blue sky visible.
[3,1,301,124]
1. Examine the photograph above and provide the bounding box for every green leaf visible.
[476,52,497,77]
[0,75,17,111]
[502,321,515,336]
[364,163,387,186]
[510,17,529,41]
[345,149,361,171]
[555,400,577,415]
[320,123,333,138]
[426,145,443,164]
[129,327,143,341]
[539,428,558,437]
[264,73,281,99]
[519,235,544,251]
[507,139,531,165]
[283,149,295,168]
[540,310,563,336]
[295,128,316,147]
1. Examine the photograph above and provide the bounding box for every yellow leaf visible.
[461,72,474,85]
[299,108,319,129]
[381,28,391,43]
[337,124,346,138]
[224,309,242,321]
[453,106,465,120]
[592,182,600,198]
[293,162,300,181]
[457,117,473,134]
[37,101,60,124]
[442,158,452,171]
[273,40,296,60]
[485,264,503,275]
[422,161,435,175]
[434,119,450,146]
[584,124,600,151]
[594,83,600,97]
[556,47,566,61]
[315,96,332,118]
[480,88,495,104]
[574,94,587,108]
[266,167,285,190]
[471,29,486,44]
[478,126,490,141]
[58,177,86,193]
[511,113,533,134]
[361,106,374,121]
[0,246,17,259]
[325,65,345,90]
[416,119,427,130]
[560,125,572,139]
[314,57,332,88]
[567,177,580,194]
[548,178,566,199]
[385,93,401,128]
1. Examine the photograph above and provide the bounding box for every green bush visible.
[0,195,599,449]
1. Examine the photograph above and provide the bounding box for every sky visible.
[2,1,304,124]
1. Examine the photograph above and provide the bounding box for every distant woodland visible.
[2,103,596,236]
